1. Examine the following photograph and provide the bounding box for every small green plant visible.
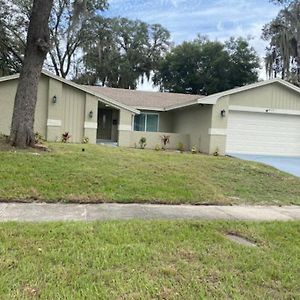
[139,137,147,149]
[82,136,89,144]
[62,132,71,143]
[161,135,170,150]
[34,132,45,144]
[155,144,161,151]
[0,133,9,143]
[177,142,185,152]
[191,145,197,154]
[213,147,220,156]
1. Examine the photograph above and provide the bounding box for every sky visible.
[103,0,282,91]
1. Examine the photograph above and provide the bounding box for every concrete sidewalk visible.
[0,202,299,222]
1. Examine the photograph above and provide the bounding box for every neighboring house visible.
[1,70,300,156]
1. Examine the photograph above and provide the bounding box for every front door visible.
[97,109,112,140]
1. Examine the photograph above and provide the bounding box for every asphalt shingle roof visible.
[85,86,205,110]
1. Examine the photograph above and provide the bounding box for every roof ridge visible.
[85,85,205,97]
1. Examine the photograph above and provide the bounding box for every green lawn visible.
[0,140,300,204]
[0,221,299,299]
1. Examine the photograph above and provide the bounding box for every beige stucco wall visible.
[83,94,98,144]
[111,109,119,142]
[0,79,18,136]
[0,76,48,137]
[158,111,174,132]
[47,78,63,141]
[118,110,134,147]
[61,84,85,143]
[172,105,212,153]
[209,95,229,155]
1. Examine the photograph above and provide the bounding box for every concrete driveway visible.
[230,154,300,177]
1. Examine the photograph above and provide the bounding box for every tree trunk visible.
[296,3,300,85]
[10,0,53,147]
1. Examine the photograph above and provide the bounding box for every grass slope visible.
[0,221,299,299]
[0,142,300,204]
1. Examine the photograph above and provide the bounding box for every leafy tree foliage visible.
[0,0,170,85]
[153,37,260,95]
[76,17,171,89]
[0,0,108,78]
[0,0,28,75]
[263,0,300,85]
[48,0,108,77]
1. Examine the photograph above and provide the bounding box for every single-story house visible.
[1,70,300,156]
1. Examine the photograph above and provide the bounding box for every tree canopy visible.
[0,0,170,85]
[75,17,171,89]
[263,0,300,85]
[153,37,260,95]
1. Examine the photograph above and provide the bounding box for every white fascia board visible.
[0,74,19,83]
[135,106,165,112]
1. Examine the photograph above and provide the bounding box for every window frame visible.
[133,112,160,132]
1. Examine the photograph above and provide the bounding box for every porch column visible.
[118,110,134,147]
[84,94,98,144]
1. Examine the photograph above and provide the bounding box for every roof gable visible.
[0,71,139,114]
[165,78,300,111]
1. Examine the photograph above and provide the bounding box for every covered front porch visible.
[96,103,119,144]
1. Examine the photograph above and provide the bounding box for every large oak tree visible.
[75,17,171,89]
[10,0,53,147]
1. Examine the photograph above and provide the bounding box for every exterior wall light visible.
[89,110,93,118]
[220,109,226,117]
[52,95,57,104]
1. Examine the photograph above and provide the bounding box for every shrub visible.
[0,133,9,143]
[213,148,220,156]
[139,137,147,149]
[62,132,71,143]
[177,142,185,152]
[82,136,89,144]
[191,145,197,154]
[34,132,45,144]
[161,135,170,150]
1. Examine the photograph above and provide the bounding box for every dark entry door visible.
[97,109,112,140]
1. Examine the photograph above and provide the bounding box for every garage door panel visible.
[226,111,300,156]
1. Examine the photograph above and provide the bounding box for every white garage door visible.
[226,111,300,156]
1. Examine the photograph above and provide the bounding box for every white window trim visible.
[134,112,160,132]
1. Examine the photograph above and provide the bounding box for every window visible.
[134,113,159,132]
